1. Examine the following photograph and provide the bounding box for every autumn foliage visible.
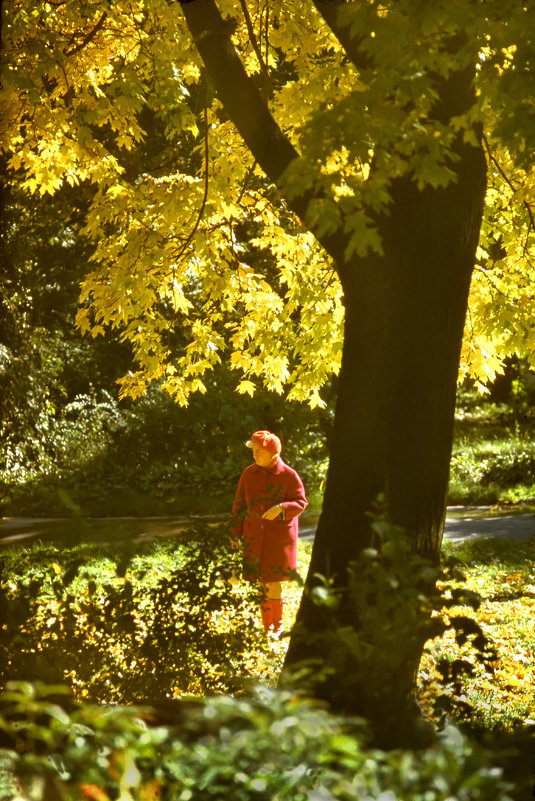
[2,1,534,403]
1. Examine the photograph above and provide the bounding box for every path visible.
[0,507,534,548]
[0,514,222,548]
[442,506,535,543]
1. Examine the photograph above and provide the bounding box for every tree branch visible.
[172,96,211,270]
[312,0,373,72]
[179,0,298,185]
[238,0,269,83]
[482,131,535,246]
[178,0,352,270]
[64,12,108,56]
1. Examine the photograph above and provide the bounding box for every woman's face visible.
[251,444,277,467]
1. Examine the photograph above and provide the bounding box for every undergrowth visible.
[449,390,535,505]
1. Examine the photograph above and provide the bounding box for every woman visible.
[231,430,308,633]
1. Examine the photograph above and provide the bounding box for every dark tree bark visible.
[284,129,486,743]
[179,0,487,742]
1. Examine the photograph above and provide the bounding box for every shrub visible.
[0,523,270,703]
[0,681,514,801]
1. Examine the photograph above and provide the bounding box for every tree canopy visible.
[2,0,534,405]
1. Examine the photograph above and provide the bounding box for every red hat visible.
[246,430,282,455]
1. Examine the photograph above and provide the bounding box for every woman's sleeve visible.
[280,469,308,520]
[230,473,246,538]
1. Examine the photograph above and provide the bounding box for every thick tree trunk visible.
[305,153,486,578]
[283,85,487,743]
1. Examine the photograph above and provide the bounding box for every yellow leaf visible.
[237,380,256,396]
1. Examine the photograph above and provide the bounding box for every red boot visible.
[261,601,273,631]
[270,599,283,634]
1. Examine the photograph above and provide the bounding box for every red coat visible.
[231,457,308,583]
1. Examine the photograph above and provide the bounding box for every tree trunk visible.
[283,74,487,742]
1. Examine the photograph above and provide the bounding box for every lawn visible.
[449,389,535,506]
[1,520,534,800]
[2,528,533,735]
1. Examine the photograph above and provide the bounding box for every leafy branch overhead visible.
[2,1,534,403]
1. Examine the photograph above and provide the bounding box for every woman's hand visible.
[262,504,283,520]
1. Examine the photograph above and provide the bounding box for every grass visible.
[449,390,535,505]
[418,538,535,731]
[2,524,534,735]
[281,536,535,734]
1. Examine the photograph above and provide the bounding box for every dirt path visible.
[0,507,534,548]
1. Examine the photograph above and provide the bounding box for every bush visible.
[0,524,271,703]
[449,386,535,505]
[0,373,330,516]
[0,681,514,801]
